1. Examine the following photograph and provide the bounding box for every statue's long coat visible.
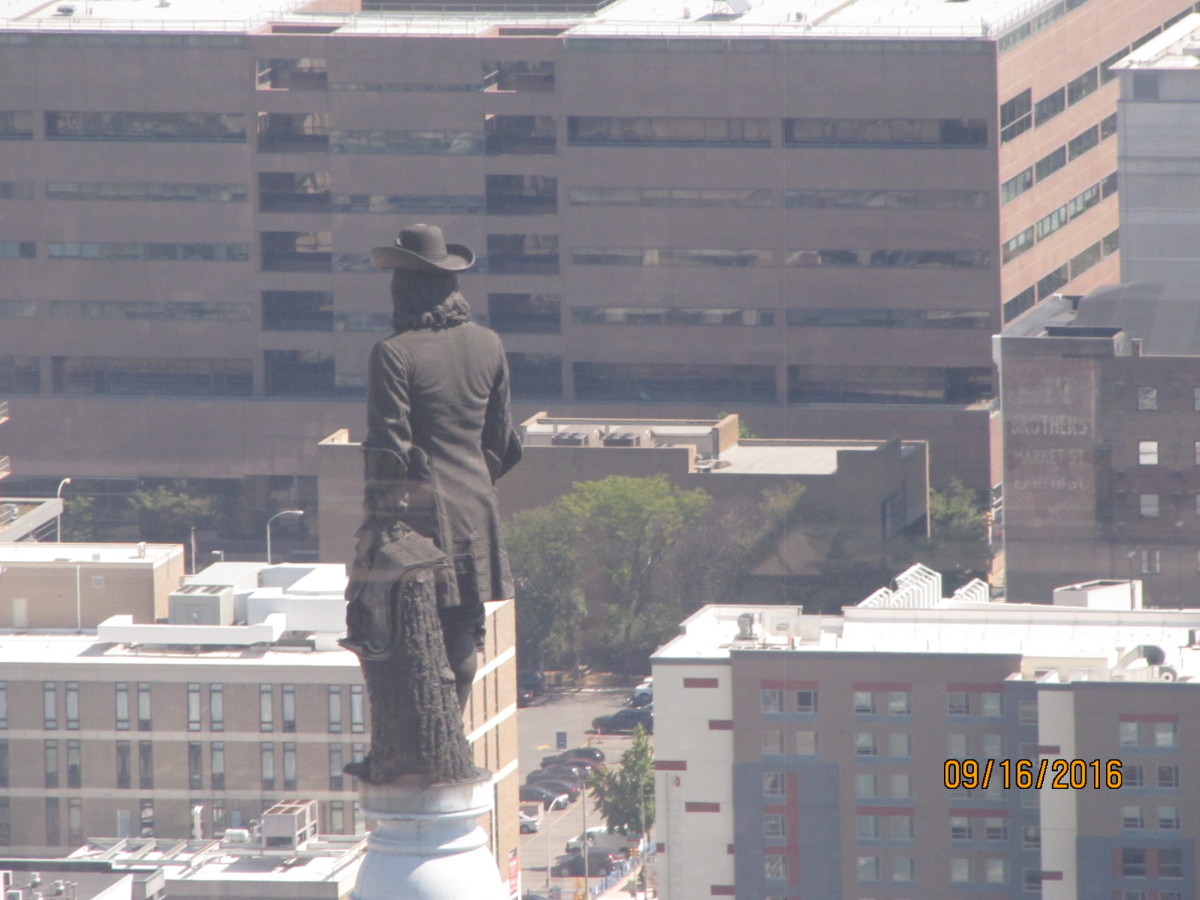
[362,319,522,609]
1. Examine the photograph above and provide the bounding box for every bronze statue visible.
[341,225,522,785]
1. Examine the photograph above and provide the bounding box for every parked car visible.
[518,670,546,707]
[565,825,635,858]
[550,850,616,878]
[559,747,606,764]
[520,784,568,810]
[519,810,540,834]
[528,778,581,803]
[628,677,653,707]
[540,751,604,770]
[526,767,586,788]
[592,706,653,735]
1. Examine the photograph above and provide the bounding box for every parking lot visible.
[517,687,647,897]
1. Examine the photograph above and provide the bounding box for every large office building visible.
[0,0,1192,508]
[652,566,1199,900]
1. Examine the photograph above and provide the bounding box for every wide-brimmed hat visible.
[371,224,475,273]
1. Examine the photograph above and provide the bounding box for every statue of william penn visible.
[341,225,522,785]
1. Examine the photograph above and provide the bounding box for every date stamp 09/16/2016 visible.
[944,758,1123,791]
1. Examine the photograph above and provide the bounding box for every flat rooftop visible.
[0,0,1063,40]
[1112,12,1200,70]
[0,541,179,565]
[656,567,1200,683]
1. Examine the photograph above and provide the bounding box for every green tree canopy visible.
[130,485,215,543]
[507,503,586,670]
[588,726,654,838]
[928,478,987,543]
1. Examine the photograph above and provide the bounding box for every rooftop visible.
[0,0,1074,41]
[0,541,180,565]
[655,564,1200,683]
[1111,11,1200,70]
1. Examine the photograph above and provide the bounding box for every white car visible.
[519,810,540,834]
[565,825,634,857]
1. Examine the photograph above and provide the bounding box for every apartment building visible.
[0,0,1192,505]
[652,566,1198,900]
[0,560,519,867]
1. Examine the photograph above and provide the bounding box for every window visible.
[1141,550,1161,575]
[1121,806,1144,829]
[948,733,968,756]
[892,857,914,882]
[1138,441,1159,465]
[211,742,225,790]
[891,774,912,798]
[887,733,912,757]
[1137,386,1158,411]
[854,774,877,799]
[65,682,79,730]
[1001,168,1033,204]
[255,58,328,91]
[784,117,987,148]
[330,744,344,791]
[486,233,559,275]
[1193,387,1200,412]
[258,172,330,213]
[1018,701,1038,725]
[66,739,81,788]
[210,685,224,732]
[283,743,298,790]
[1000,89,1032,143]
[260,230,332,273]
[1066,67,1098,105]
[331,127,481,156]
[761,689,783,713]
[856,815,879,839]
[138,799,152,838]
[508,353,563,401]
[764,772,785,796]
[764,814,786,838]
[483,60,555,92]
[1035,87,1065,125]
[1159,847,1183,878]
[260,743,275,791]
[785,731,813,758]
[981,733,1004,757]
[947,692,969,716]
[1157,806,1180,830]
[787,248,988,269]
[1121,848,1147,877]
[485,174,557,215]
[1157,765,1179,788]
[888,691,911,714]
[765,855,788,879]
[45,111,246,142]
[260,113,331,152]
[892,815,913,840]
[350,685,365,733]
[0,742,8,788]
[262,350,352,398]
[1126,766,1144,788]
[1035,146,1066,181]
[572,116,770,148]
[137,683,151,730]
[0,683,7,730]
[260,685,274,732]
[485,113,557,155]
[1155,721,1178,748]
[1068,125,1099,160]
[187,684,201,732]
[853,691,875,714]
[1003,227,1035,263]
[854,733,877,756]
[0,111,33,139]
[951,858,970,883]
[1022,825,1041,849]
[855,856,878,882]
[796,690,818,713]
[44,682,57,730]
[139,741,153,789]
[488,294,560,335]
[328,686,343,734]
[984,817,1007,840]
[1035,204,1068,241]
[188,742,203,790]
[981,693,1003,717]
[788,365,991,406]
[762,731,783,754]
[281,685,296,733]
[1139,494,1160,519]
[950,817,970,840]
[588,186,775,208]
[577,306,775,328]
[984,859,1007,884]
[44,740,59,788]
[46,181,246,203]
[44,799,58,846]
[116,741,130,789]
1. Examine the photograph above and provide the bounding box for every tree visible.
[928,478,988,543]
[560,476,711,671]
[60,495,99,542]
[130,485,215,543]
[507,503,586,670]
[588,726,654,839]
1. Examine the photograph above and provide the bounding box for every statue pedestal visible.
[352,768,506,900]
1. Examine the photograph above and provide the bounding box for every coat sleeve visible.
[362,340,413,518]
[481,338,522,483]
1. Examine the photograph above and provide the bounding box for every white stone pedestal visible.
[352,767,506,900]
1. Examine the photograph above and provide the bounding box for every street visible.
[517,687,645,897]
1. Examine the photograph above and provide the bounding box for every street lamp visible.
[55,477,72,542]
[266,509,304,564]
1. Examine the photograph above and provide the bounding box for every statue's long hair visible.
[390,270,471,332]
